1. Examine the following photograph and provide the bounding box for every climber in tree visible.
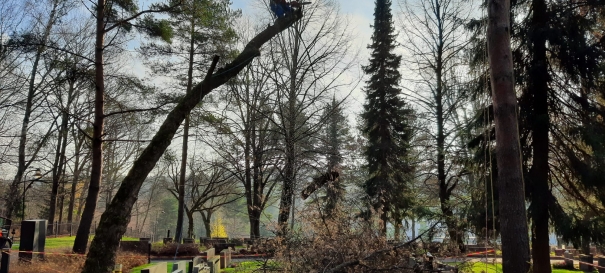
[270,0,292,18]
[270,0,305,18]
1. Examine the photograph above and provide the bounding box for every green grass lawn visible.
[463,262,595,273]
[222,261,280,273]
[12,235,139,250]
[129,262,188,273]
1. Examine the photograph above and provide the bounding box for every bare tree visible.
[263,0,357,235]
[6,0,68,220]
[398,0,472,249]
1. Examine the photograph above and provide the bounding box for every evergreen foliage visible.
[361,0,414,234]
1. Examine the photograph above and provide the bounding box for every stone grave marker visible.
[564,251,574,269]
[190,256,209,273]
[206,256,220,273]
[141,262,167,273]
[204,248,215,259]
[220,249,231,269]
[172,261,187,272]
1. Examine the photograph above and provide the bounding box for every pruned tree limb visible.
[301,171,340,200]
[326,222,440,273]
[81,12,303,273]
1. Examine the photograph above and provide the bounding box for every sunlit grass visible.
[13,235,139,250]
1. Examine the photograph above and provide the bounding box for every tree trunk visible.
[487,0,531,272]
[175,16,196,244]
[73,0,106,254]
[7,0,60,219]
[186,209,194,239]
[201,211,212,238]
[248,209,261,238]
[175,115,189,243]
[528,0,551,272]
[278,144,295,235]
[81,14,302,273]
[49,77,74,233]
[68,133,84,228]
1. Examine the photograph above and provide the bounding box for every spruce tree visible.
[362,0,413,236]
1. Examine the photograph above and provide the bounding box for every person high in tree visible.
[270,0,303,18]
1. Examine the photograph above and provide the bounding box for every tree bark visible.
[528,0,551,272]
[186,209,194,239]
[67,132,85,228]
[73,0,106,254]
[175,115,189,243]
[201,210,212,238]
[49,76,75,233]
[487,0,531,272]
[81,13,302,273]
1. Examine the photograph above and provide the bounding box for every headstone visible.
[206,256,220,273]
[564,251,574,269]
[172,261,187,272]
[141,262,168,273]
[163,238,173,244]
[598,256,605,273]
[19,220,47,261]
[220,249,231,269]
[192,256,204,266]
[204,248,215,260]
[140,238,151,242]
[171,261,187,273]
[189,256,210,273]
[192,264,210,273]
[579,254,593,272]
[183,238,195,244]
[555,249,565,256]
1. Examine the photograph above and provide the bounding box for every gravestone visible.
[183,238,195,244]
[190,256,211,273]
[19,220,46,261]
[579,254,593,272]
[206,256,220,273]
[564,251,574,269]
[598,256,605,273]
[172,261,187,272]
[140,237,151,242]
[141,262,167,273]
[220,249,231,269]
[204,248,215,259]
[163,238,173,244]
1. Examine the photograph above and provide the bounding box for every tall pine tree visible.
[362,0,414,236]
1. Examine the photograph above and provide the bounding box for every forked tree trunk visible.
[487,0,531,272]
[80,14,302,273]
